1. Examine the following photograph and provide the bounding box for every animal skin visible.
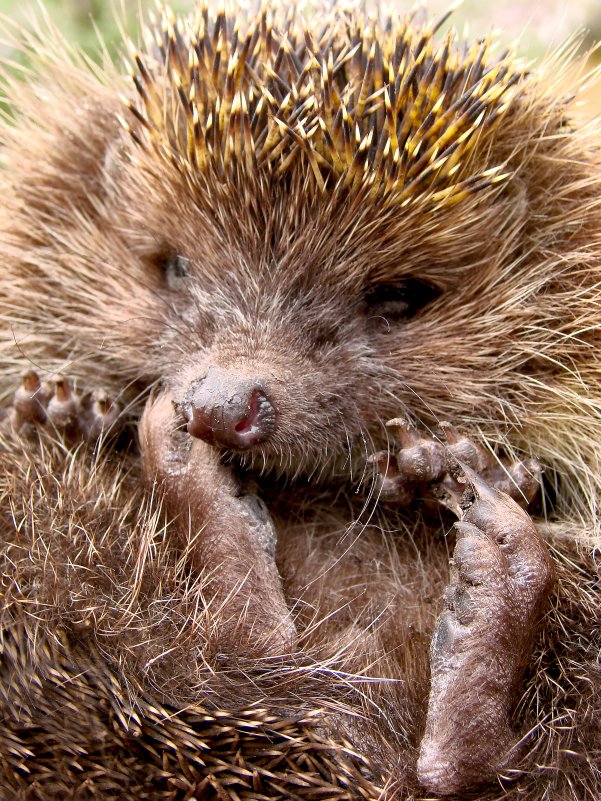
[0,3,599,800]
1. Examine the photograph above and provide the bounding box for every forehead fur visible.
[123,2,525,209]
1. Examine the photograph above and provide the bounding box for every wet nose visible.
[181,368,277,450]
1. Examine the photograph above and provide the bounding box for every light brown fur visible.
[0,3,600,800]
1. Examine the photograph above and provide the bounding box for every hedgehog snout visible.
[181,367,277,450]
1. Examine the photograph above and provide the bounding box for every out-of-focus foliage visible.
[0,1,599,120]
[0,1,599,61]
[0,1,191,61]
[430,0,600,59]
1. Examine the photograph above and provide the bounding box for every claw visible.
[52,375,72,403]
[12,369,48,428]
[21,369,41,394]
[93,389,112,416]
[46,375,81,434]
[86,390,119,438]
[386,417,420,448]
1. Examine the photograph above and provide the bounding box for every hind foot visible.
[373,424,553,792]
[3,369,119,441]
[417,468,555,795]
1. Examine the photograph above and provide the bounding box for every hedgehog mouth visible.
[226,388,278,449]
[234,389,268,434]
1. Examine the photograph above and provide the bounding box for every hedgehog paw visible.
[417,469,554,795]
[440,422,542,509]
[375,419,542,511]
[140,392,296,658]
[3,369,119,442]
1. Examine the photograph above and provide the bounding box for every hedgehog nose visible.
[181,368,277,450]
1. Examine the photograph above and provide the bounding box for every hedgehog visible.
[0,2,600,800]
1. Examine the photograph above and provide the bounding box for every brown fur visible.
[0,3,600,800]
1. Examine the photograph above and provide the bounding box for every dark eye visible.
[161,254,189,289]
[364,278,441,327]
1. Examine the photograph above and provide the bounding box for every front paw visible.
[417,469,555,795]
[139,392,296,658]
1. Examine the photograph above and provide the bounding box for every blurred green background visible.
[1,1,601,57]
[0,1,599,79]
[0,1,600,58]
[0,1,190,57]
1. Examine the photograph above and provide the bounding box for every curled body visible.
[0,3,600,800]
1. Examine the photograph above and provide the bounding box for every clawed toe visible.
[4,370,119,442]
[372,418,543,512]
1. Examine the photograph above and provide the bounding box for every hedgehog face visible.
[158,247,445,476]
[170,272,441,464]
[102,139,529,478]
[111,173,399,476]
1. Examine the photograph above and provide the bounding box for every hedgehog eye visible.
[162,255,189,289]
[364,278,441,328]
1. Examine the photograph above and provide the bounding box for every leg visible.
[417,468,555,793]
[371,422,554,793]
[139,392,296,658]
